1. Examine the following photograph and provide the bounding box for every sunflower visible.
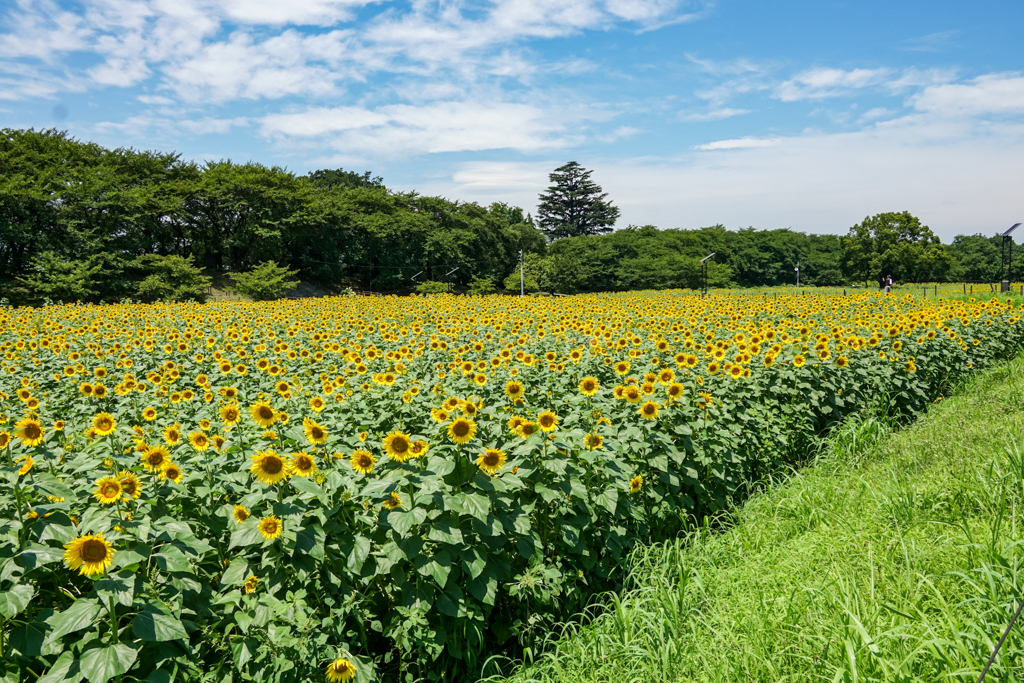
[163,424,181,446]
[614,360,630,375]
[291,451,317,477]
[578,377,599,396]
[505,381,525,399]
[476,448,507,475]
[697,391,714,409]
[244,576,260,594]
[220,404,241,425]
[630,474,643,493]
[118,471,142,499]
[447,417,477,445]
[351,449,376,474]
[383,431,413,461]
[583,433,603,450]
[250,402,277,428]
[303,418,327,445]
[257,515,283,540]
[160,463,183,483]
[309,396,326,412]
[728,365,743,379]
[515,421,539,438]
[142,407,157,421]
[836,356,849,368]
[792,355,806,368]
[537,411,558,432]
[383,492,402,510]
[667,383,684,400]
[188,431,210,451]
[639,401,660,419]
[94,476,123,505]
[250,450,290,485]
[0,432,10,449]
[325,657,357,683]
[410,440,429,458]
[17,455,34,477]
[63,533,114,576]
[14,417,44,447]
[623,386,642,403]
[141,445,170,472]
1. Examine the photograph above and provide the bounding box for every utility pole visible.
[795,261,800,287]
[445,267,459,294]
[519,250,524,297]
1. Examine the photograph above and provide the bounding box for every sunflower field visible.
[0,291,1022,683]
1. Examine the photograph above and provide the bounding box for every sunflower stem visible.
[108,599,118,645]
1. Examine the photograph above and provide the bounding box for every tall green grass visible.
[490,358,1024,682]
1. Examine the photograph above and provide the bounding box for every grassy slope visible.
[497,357,1024,683]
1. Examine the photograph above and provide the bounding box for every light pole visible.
[795,261,800,288]
[445,267,459,294]
[519,250,524,297]
[1001,223,1022,290]
[700,253,716,299]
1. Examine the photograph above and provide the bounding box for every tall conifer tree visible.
[536,161,620,240]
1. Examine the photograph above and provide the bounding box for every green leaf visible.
[33,473,75,500]
[0,582,33,619]
[46,599,102,643]
[152,545,191,573]
[94,569,135,608]
[37,651,82,683]
[594,487,619,514]
[290,476,328,503]
[132,603,188,642]
[0,660,17,683]
[231,637,259,670]
[415,550,451,588]
[460,493,490,521]
[16,544,64,569]
[221,559,249,586]
[294,524,326,560]
[229,521,264,549]
[9,620,47,657]
[388,510,419,538]
[79,644,139,683]
[516,535,536,560]
[347,535,371,573]
[427,514,463,545]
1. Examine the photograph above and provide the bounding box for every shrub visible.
[228,261,300,301]
[467,276,496,295]
[134,254,212,303]
[415,280,449,294]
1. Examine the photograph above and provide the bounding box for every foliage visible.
[415,280,450,294]
[499,353,1024,683]
[134,254,211,303]
[0,291,1021,682]
[841,211,952,286]
[536,162,620,241]
[467,276,497,295]
[228,260,300,301]
[501,253,544,293]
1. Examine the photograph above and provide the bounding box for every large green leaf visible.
[37,651,82,683]
[414,550,452,588]
[46,599,102,643]
[220,559,249,586]
[132,603,188,642]
[0,582,33,619]
[79,643,139,683]
[94,569,135,608]
[460,493,490,521]
[231,637,259,670]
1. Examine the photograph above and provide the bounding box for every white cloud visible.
[899,30,959,53]
[695,136,779,150]
[681,107,750,122]
[911,73,1024,117]
[259,99,614,155]
[775,67,891,102]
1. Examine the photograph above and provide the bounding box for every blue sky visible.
[2,0,1023,241]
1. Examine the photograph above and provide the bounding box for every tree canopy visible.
[536,161,620,240]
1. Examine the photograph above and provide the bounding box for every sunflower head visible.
[630,474,644,493]
[220,404,241,425]
[639,401,660,419]
[118,471,142,499]
[537,411,558,432]
[257,515,283,540]
[515,421,538,438]
[291,451,317,477]
[189,431,209,451]
[233,505,250,523]
[578,377,599,396]
[303,417,327,445]
[250,402,277,428]
[325,657,357,683]
[94,476,122,505]
[383,492,403,510]
[160,463,183,483]
[250,450,291,485]
[63,533,114,576]
[383,431,413,461]
[447,418,477,445]
[583,433,603,450]
[476,448,507,475]
[351,449,376,475]
[14,418,44,447]
[141,445,170,472]
[244,575,260,594]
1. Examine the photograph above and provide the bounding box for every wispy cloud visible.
[899,30,959,53]
[911,73,1024,116]
[775,67,891,102]
[695,136,780,150]
[681,107,750,122]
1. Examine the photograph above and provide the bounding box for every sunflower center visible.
[263,457,283,474]
[24,424,41,439]
[484,453,500,466]
[83,540,107,562]
[296,456,312,470]
[259,407,274,419]
[453,424,469,437]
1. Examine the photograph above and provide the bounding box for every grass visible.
[490,356,1024,683]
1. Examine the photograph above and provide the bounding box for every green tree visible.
[841,212,951,286]
[536,161,620,240]
[467,275,496,295]
[134,254,211,302]
[228,260,300,300]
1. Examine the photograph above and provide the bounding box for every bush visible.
[467,276,496,295]
[134,254,211,303]
[228,261,300,301]
[415,281,449,294]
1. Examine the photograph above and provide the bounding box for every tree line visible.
[0,128,1014,304]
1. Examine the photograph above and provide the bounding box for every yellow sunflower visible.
[163,424,181,446]
[583,433,603,450]
[244,576,260,594]
[505,381,525,399]
[325,657,357,683]
[515,421,539,438]
[63,533,115,576]
[578,376,600,396]
[17,455,34,476]
[141,445,170,472]
[476,448,507,475]
[220,404,241,425]
[303,417,328,445]
[188,431,210,451]
[257,515,283,540]
[14,417,44,447]
[94,476,122,505]
[447,417,477,445]
[142,407,157,421]
[383,431,413,461]
[351,449,376,475]
[537,411,559,432]
[250,450,291,485]
[233,505,250,523]
[291,451,317,477]
[639,401,660,419]
[118,471,142,499]
[250,401,277,428]
[160,462,183,483]
[630,474,644,493]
